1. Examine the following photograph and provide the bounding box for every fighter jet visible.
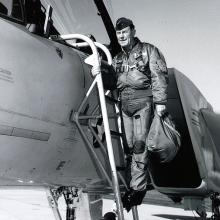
[0,1,220,220]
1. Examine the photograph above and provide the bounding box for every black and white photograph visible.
[0,0,219,219]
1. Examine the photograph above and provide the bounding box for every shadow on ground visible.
[154,214,211,220]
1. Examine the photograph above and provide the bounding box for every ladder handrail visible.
[58,34,125,220]
[71,41,113,66]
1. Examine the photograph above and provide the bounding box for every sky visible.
[42,0,220,113]
[110,0,220,113]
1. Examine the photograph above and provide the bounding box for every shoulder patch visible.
[156,59,167,72]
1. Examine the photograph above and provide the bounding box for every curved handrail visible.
[71,41,112,66]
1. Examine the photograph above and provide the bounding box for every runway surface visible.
[0,188,212,219]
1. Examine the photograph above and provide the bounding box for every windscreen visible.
[0,0,24,22]
[41,0,111,44]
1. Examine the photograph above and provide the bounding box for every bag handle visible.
[156,111,181,138]
[163,120,181,138]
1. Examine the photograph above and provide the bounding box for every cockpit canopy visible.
[0,0,24,23]
[0,0,111,43]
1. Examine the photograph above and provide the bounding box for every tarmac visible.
[0,188,212,220]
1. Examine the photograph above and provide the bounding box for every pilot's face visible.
[116,26,135,48]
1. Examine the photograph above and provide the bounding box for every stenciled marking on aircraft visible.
[0,68,14,83]
[55,47,63,59]
[191,108,200,126]
[0,107,66,126]
[191,118,200,126]
[56,161,66,171]
[190,108,202,136]
[0,124,50,141]
[63,124,78,142]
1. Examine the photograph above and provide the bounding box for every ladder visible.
[56,34,139,220]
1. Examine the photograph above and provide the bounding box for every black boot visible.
[122,188,147,212]
[102,212,116,220]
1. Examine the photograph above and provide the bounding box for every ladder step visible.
[105,95,118,104]
[116,166,126,171]
[110,130,122,137]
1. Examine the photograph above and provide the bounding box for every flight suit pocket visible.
[134,102,152,137]
[134,115,142,136]
[115,59,123,73]
[137,60,148,72]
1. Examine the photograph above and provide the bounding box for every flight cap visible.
[115,17,134,30]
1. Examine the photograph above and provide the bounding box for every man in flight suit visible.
[112,17,168,211]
